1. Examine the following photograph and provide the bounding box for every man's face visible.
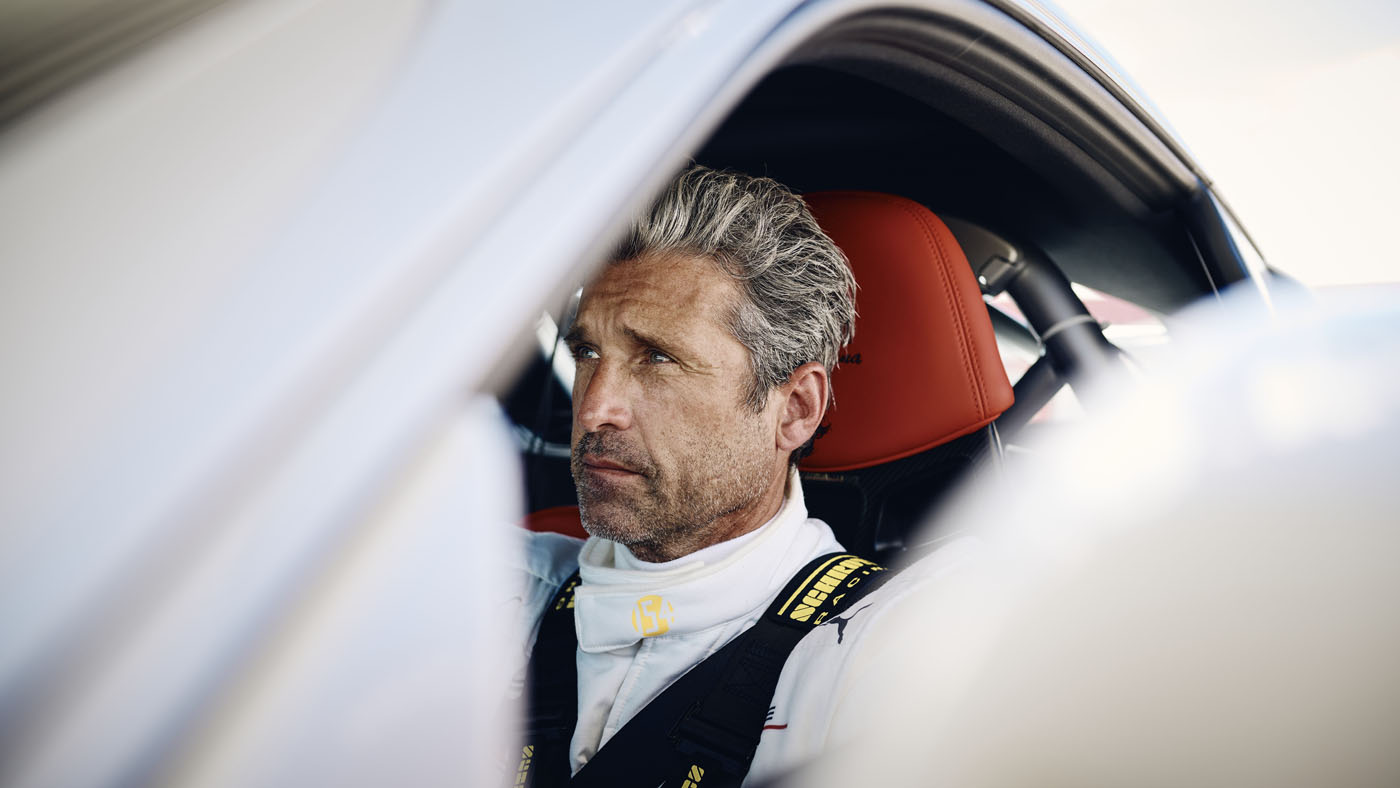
[566,252,781,561]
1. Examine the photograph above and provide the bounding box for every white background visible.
[1051,0,1400,288]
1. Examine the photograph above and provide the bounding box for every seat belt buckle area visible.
[670,709,757,777]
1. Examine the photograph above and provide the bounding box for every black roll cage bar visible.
[943,217,1125,439]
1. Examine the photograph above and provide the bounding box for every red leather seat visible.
[801,191,1012,469]
[522,503,589,540]
[799,192,1013,555]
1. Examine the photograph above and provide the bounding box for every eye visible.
[645,349,674,364]
[571,344,599,361]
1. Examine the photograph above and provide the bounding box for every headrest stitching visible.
[886,196,989,420]
[929,211,991,419]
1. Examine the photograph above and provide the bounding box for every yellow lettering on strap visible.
[776,555,849,616]
[785,556,881,622]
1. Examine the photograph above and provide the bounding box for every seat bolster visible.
[522,504,587,540]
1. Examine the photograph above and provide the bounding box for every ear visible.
[774,361,829,453]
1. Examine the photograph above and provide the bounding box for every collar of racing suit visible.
[574,468,841,652]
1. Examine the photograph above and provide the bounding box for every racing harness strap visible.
[517,573,581,788]
[517,553,890,788]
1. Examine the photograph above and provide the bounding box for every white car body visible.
[0,1,1278,785]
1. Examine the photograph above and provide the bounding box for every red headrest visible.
[800,192,1014,472]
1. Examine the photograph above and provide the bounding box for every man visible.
[514,165,950,785]
[567,163,855,562]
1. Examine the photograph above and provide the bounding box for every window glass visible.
[987,285,1168,424]
[1071,283,1169,354]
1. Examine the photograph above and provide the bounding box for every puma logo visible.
[823,603,871,644]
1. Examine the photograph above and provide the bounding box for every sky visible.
[1048,0,1400,287]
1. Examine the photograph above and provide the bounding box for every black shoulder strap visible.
[516,571,581,788]
[571,552,890,788]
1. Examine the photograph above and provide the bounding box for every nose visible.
[574,360,632,433]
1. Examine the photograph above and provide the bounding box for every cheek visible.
[569,365,589,407]
[634,394,708,453]
[650,398,767,460]
[569,363,605,423]
[568,379,584,441]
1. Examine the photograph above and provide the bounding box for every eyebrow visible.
[562,323,687,356]
[623,326,684,355]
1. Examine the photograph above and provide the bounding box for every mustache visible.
[572,432,655,477]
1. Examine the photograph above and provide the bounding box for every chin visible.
[577,499,645,544]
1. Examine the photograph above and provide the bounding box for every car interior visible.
[503,26,1232,560]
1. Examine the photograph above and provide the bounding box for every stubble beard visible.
[571,428,772,561]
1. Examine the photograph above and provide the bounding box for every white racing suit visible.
[511,472,980,785]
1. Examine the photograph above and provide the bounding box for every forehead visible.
[574,252,740,343]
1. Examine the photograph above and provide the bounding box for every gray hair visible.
[613,165,856,438]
